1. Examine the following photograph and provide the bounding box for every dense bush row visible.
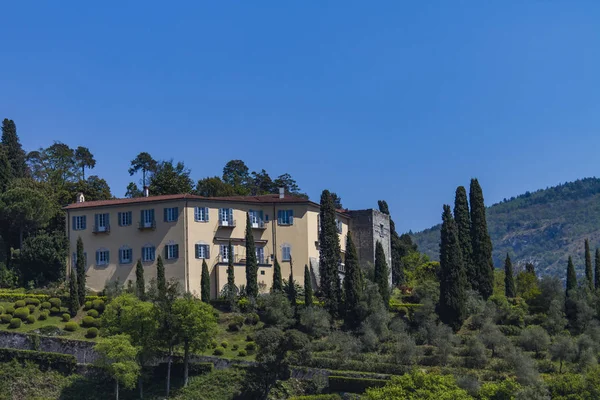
[0,348,77,374]
[328,376,388,394]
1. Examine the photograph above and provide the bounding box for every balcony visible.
[251,220,267,229]
[218,219,236,228]
[93,224,110,234]
[138,220,156,231]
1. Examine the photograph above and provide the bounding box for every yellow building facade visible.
[64,193,350,298]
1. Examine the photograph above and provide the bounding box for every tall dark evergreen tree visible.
[565,256,578,327]
[438,205,468,331]
[595,248,600,290]
[0,146,12,192]
[201,259,210,303]
[135,259,145,300]
[157,255,166,300]
[343,233,363,327]
[377,200,405,285]
[1,119,27,178]
[304,265,313,307]
[585,239,593,290]
[469,178,494,300]
[374,241,390,307]
[319,190,342,316]
[453,186,474,289]
[226,240,235,310]
[68,266,79,317]
[76,237,86,305]
[272,257,283,293]
[504,253,516,298]
[288,258,297,306]
[525,263,535,275]
[566,256,577,296]
[245,213,258,299]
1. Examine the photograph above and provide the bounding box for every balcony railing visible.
[138,220,156,230]
[218,219,236,228]
[93,224,110,234]
[216,254,241,264]
[251,220,267,229]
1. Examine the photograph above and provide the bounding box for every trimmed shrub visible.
[238,350,247,357]
[5,306,14,315]
[49,307,60,315]
[61,314,71,322]
[81,316,95,327]
[25,298,40,306]
[92,299,105,312]
[40,302,51,310]
[9,318,21,328]
[27,304,36,313]
[213,347,225,356]
[83,301,92,310]
[14,307,30,321]
[87,309,99,318]
[38,311,49,321]
[221,341,228,348]
[210,339,218,349]
[0,306,4,315]
[0,348,76,374]
[245,342,256,352]
[246,334,254,342]
[26,315,36,324]
[49,298,61,308]
[232,344,239,351]
[86,327,98,338]
[64,322,78,332]
[14,300,26,308]
[289,395,342,400]
[228,322,241,332]
[245,313,260,325]
[0,314,12,323]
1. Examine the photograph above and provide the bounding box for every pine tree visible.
[226,240,235,310]
[319,190,342,316]
[201,259,210,303]
[76,237,86,305]
[157,255,166,300]
[454,186,474,289]
[566,256,577,296]
[135,259,145,300]
[595,248,600,290]
[438,205,468,330]
[68,267,79,317]
[304,264,313,307]
[469,179,494,300]
[245,213,258,298]
[585,239,593,290]
[504,253,516,298]
[343,233,363,327]
[272,257,283,293]
[374,241,390,307]
[1,119,27,178]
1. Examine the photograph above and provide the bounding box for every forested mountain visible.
[411,178,600,279]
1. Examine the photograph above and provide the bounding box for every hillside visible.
[410,177,600,279]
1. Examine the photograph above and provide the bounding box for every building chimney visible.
[76,193,85,203]
[143,186,149,198]
[278,187,285,199]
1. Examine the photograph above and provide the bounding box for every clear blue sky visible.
[1,2,599,233]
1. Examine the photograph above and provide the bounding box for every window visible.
[336,219,343,234]
[95,213,109,232]
[164,207,179,222]
[195,244,210,259]
[119,247,132,264]
[219,208,234,225]
[166,244,179,260]
[141,209,155,228]
[220,244,231,262]
[118,211,132,226]
[277,210,294,225]
[260,270,265,275]
[194,207,209,222]
[256,246,265,264]
[282,244,291,261]
[96,249,109,266]
[73,216,86,231]
[142,246,155,262]
[249,209,264,226]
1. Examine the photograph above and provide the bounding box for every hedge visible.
[26,315,36,324]
[14,300,26,308]
[38,311,49,321]
[213,347,225,356]
[25,298,40,306]
[0,348,77,374]
[14,307,30,321]
[152,362,213,378]
[81,316,95,328]
[9,318,21,328]
[328,376,388,394]
[40,302,51,310]
[0,314,12,323]
[307,358,410,376]
[86,327,98,338]
[62,314,71,322]
[64,322,78,332]
[87,309,99,318]
[0,292,106,304]
[289,396,342,400]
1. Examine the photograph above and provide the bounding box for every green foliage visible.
[328,376,388,393]
[37,311,48,321]
[156,255,166,301]
[518,325,551,356]
[87,309,99,318]
[64,322,78,331]
[68,266,79,317]
[81,316,95,327]
[26,314,35,324]
[94,334,140,394]
[213,347,225,356]
[40,301,51,310]
[14,300,25,308]
[174,367,247,400]
[245,342,257,352]
[469,179,495,300]
[226,240,236,310]
[148,159,193,196]
[245,213,258,299]
[304,264,313,307]
[319,190,342,316]
[135,259,145,300]
[504,254,516,298]
[454,186,474,289]
[516,271,540,302]
[238,349,247,356]
[585,239,593,290]
[50,307,60,314]
[245,312,260,325]
[61,313,70,322]
[272,257,283,293]
[201,259,210,303]
[261,292,294,328]
[344,233,363,327]
[0,347,77,373]
[287,268,297,306]
[0,314,11,323]
[25,298,39,306]
[566,256,577,294]
[92,299,105,312]
[299,306,331,338]
[289,396,342,400]
[49,298,61,308]
[595,248,600,290]
[9,318,21,328]
[374,241,390,307]
[13,306,29,320]
[365,370,472,399]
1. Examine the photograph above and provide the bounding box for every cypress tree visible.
[438,205,467,331]
[226,240,235,310]
[525,263,535,275]
[454,186,474,289]
[288,259,297,306]
[304,264,313,307]
[68,266,79,317]
[245,213,258,299]
[566,256,577,296]
[201,259,210,302]
[374,241,390,307]
[595,248,600,290]
[469,178,494,300]
[319,190,342,316]
[343,232,363,327]
[504,253,516,298]
[156,255,166,300]
[585,239,593,290]
[135,259,145,300]
[76,237,86,305]
[1,119,27,178]
[0,146,12,192]
[272,257,283,293]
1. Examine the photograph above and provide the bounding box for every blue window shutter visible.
[118,213,122,226]
[150,209,154,221]
[105,213,109,227]
[174,208,179,220]
[107,251,110,264]
[259,210,264,221]
[140,210,144,225]
[194,207,199,222]
[164,208,168,222]
[277,210,282,224]
[289,210,294,225]
[228,208,233,222]
[206,245,210,259]
[95,251,99,264]
[195,244,199,258]
[175,245,179,259]
[95,214,99,229]
[205,207,209,221]
[82,216,86,229]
